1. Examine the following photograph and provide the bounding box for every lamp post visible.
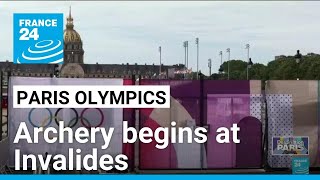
[208,58,212,78]
[186,41,189,69]
[226,48,230,80]
[218,51,224,74]
[196,38,199,79]
[54,64,60,78]
[159,46,162,79]
[245,44,250,80]
[183,41,187,79]
[247,58,253,80]
[294,50,302,80]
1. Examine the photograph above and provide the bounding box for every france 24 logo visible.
[13,13,64,64]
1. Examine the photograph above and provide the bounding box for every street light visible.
[295,50,302,80]
[183,41,187,79]
[195,38,199,79]
[54,64,60,78]
[218,51,224,75]
[245,44,250,80]
[183,41,189,69]
[248,58,253,68]
[208,58,212,77]
[295,50,302,64]
[247,58,253,80]
[226,48,230,80]
[218,65,224,74]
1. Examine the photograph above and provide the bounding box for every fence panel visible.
[204,80,262,168]
[8,77,127,167]
[139,80,202,169]
[138,79,263,170]
[265,80,319,168]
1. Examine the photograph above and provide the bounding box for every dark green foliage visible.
[205,53,320,80]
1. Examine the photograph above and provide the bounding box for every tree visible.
[199,53,320,80]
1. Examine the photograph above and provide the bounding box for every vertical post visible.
[246,44,250,80]
[159,46,162,80]
[134,75,140,173]
[199,72,204,168]
[130,74,136,172]
[263,84,269,169]
[186,41,189,70]
[220,51,223,65]
[219,51,223,76]
[0,71,2,141]
[297,64,300,80]
[208,59,212,78]
[196,38,199,80]
[183,41,187,79]
[227,48,230,80]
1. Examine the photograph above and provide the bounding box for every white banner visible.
[8,77,124,167]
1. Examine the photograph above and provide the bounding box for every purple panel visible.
[207,94,250,168]
[140,80,200,98]
[236,116,262,168]
[140,80,201,125]
[139,80,201,169]
[203,80,250,95]
[204,81,250,168]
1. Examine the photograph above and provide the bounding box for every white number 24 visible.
[19,28,39,40]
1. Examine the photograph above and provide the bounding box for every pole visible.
[297,64,299,80]
[159,46,161,80]
[208,59,212,78]
[183,41,186,79]
[246,44,250,80]
[199,73,204,168]
[186,41,189,70]
[220,51,223,66]
[186,41,189,79]
[227,48,230,80]
[196,38,199,80]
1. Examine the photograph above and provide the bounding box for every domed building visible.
[0,7,186,81]
[63,8,84,64]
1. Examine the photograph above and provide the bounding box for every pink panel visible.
[207,94,250,168]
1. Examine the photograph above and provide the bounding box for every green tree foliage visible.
[205,53,320,80]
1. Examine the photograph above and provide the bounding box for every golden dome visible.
[64,29,81,43]
[64,7,82,43]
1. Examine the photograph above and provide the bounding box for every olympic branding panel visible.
[13,13,64,64]
[8,77,124,166]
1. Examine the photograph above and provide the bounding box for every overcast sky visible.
[1,1,320,75]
